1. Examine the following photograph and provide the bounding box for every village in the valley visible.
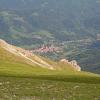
[32,44,63,53]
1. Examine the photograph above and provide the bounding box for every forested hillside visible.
[0,0,100,44]
[0,0,100,73]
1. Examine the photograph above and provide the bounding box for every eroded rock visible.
[60,59,81,71]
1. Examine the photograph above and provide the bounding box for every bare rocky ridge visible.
[60,59,81,71]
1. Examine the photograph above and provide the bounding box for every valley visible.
[0,0,100,73]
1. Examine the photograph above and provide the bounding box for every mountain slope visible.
[0,0,99,45]
[68,40,100,74]
[0,39,55,70]
[0,0,100,74]
[0,39,82,76]
[0,39,100,100]
[0,39,99,78]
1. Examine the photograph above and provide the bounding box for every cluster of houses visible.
[32,45,63,53]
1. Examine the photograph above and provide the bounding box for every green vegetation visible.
[0,0,99,44]
[69,47,100,74]
[0,44,100,99]
[0,0,100,73]
[0,45,98,78]
[0,77,100,100]
[0,0,100,98]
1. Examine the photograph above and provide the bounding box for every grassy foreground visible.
[0,68,100,100]
[0,63,100,100]
[0,76,100,100]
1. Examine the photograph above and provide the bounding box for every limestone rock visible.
[60,59,69,63]
[70,60,81,71]
[60,59,81,71]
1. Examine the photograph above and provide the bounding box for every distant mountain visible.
[0,0,100,45]
[0,0,100,74]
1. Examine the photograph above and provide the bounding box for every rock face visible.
[70,60,81,71]
[60,59,81,71]
[60,59,69,63]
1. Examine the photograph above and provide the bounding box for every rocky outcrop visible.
[60,59,81,71]
[60,59,69,63]
[70,60,81,71]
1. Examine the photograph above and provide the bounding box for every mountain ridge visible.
[0,39,82,72]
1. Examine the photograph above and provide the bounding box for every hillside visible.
[0,40,100,100]
[0,0,99,44]
[0,39,83,76]
[67,40,100,74]
[0,0,100,74]
[0,39,99,77]
[0,1,100,99]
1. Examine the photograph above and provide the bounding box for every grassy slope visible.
[0,46,99,78]
[0,77,100,100]
[0,46,100,99]
[0,46,75,76]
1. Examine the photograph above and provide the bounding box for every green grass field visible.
[0,76,100,100]
[0,45,100,100]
